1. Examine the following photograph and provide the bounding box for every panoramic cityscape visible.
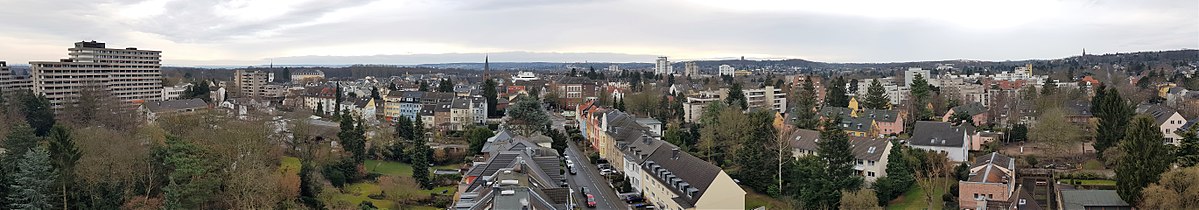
[0,0,1197,210]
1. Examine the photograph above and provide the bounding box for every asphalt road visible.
[550,112,626,209]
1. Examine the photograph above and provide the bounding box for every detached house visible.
[943,102,989,126]
[820,98,904,137]
[959,152,1016,210]
[1135,104,1188,146]
[789,129,893,183]
[909,121,972,162]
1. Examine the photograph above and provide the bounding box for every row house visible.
[819,98,904,137]
[788,129,894,183]
[456,134,571,210]
[634,145,745,210]
[959,152,1016,210]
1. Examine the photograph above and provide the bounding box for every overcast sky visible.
[0,0,1194,66]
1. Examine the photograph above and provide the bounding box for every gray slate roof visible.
[909,121,969,147]
[848,137,890,161]
[951,102,987,116]
[143,98,207,113]
[643,145,722,207]
[1058,190,1131,210]
[1135,104,1178,125]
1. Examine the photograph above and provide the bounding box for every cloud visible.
[0,0,1193,65]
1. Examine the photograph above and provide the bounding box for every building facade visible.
[234,70,272,97]
[655,57,672,75]
[718,64,734,76]
[0,61,33,93]
[29,41,164,108]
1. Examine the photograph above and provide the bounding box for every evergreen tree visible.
[467,126,494,156]
[733,111,780,194]
[162,136,220,209]
[315,102,324,116]
[1040,78,1056,96]
[370,87,381,100]
[418,81,429,92]
[795,77,819,129]
[298,159,323,209]
[1095,88,1132,156]
[910,74,931,101]
[277,67,292,83]
[826,76,850,107]
[483,79,499,117]
[334,83,343,119]
[339,117,366,164]
[438,79,454,92]
[388,82,397,91]
[726,82,748,110]
[817,116,863,208]
[6,147,56,210]
[395,116,415,141]
[1116,116,1174,205]
[410,116,432,189]
[864,79,890,110]
[47,126,79,210]
[1177,126,1199,167]
[20,93,55,136]
[615,98,626,111]
[874,144,914,205]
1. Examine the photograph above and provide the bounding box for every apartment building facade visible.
[29,41,164,108]
[0,61,33,93]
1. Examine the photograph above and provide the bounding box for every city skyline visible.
[0,0,1195,66]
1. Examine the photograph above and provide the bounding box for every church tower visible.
[483,55,490,80]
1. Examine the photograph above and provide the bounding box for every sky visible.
[0,0,1195,66]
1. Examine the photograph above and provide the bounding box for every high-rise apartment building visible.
[655,56,672,75]
[719,64,735,76]
[684,61,699,78]
[234,70,272,97]
[0,61,33,93]
[30,41,163,108]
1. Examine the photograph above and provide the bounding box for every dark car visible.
[586,194,597,208]
[580,187,588,195]
[624,194,644,204]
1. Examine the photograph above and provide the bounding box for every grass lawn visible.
[333,182,397,209]
[743,187,789,210]
[365,160,459,177]
[887,178,952,210]
[280,156,301,175]
[1059,179,1116,186]
[1082,160,1105,170]
[342,160,459,209]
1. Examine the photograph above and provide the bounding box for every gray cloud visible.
[0,0,1194,65]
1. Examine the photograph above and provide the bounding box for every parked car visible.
[586,194,597,208]
[570,167,578,175]
[624,194,644,204]
[600,168,613,176]
[580,187,588,195]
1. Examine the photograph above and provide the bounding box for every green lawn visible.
[364,160,459,176]
[333,182,397,209]
[1059,179,1116,186]
[888,178,952,210]
[343,160,458,209]
[743,187,789,210]
[280,156,301,175]
[1082,160,1105,170]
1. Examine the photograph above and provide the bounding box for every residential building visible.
[718,64,734,76]
[548,77,596,110]
[512,71,540,81]
[819,98,904,137]
[905,68,932,88]
[684,62,699,78]
[739,86,787,113]
[161,83,190,100]
[655,56,672,75]
[1056,190,1132,210]
[1135,104,1187,146]
[139,98,208,122]
[909,121,972,162]
[0,61,33,93]
[959,152,1016,210]
[29,41,164,108]
[635,118,662,138]
[607,64,620,72]
[234,70,272,97]
[471,97,487,123]
[450,97,473,130]
[943,102,989,127]
[682,90,722,123]
[290,69,325,83]
[789,129,893,183]
[457,135,571,210]
[638,146,744,210]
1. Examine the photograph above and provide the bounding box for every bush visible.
[1026,156,1039,167]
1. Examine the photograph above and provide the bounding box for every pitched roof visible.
[1135,104,1179,125]
[909,121,968,147]
[643,145,724,206]
[951,102,987,116]
[967,152,1015,183]
[143,98,208,113]
[848,137,890,161]
[789,129,823,151]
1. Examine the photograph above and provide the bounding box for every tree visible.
[437,79,454,93]
[914,149,950,208]
[818,116,863,207]
[181,81,212,102]
[1138,166,1199,209]
[864,79,890,110]
[6,147,57,210]
[418,81,429,92]
[954,162,970,181]
[1029,108,1085,156]
[1177,126,1199,167]
[1010,124,1028,142]
[47,126,79,210]
[396,116,415,141]
[334,83,343,119]
[874,144,915,205]
[1041,78,1057,96]
[548,129,568,155]
[794,77,819,129]
[277,67,292,83]
[483,79,499,117]
[839,189,882,210]
[1095,88,1133,156]
[370,87,381,100]
[315,102,324,116]
[1116,115,1174,205]
[298,160,323,209]
[505,95,550,136]
[410,116,432,189]
[826,76,849,107]
[339,117,367,164]
[162,136,220,209]
[726,82,748,110]
[19,93,55,136]
[786,155,830,209]
[733,111,780,195]
[466,126,494,156]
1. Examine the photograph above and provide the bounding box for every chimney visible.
[672,147,680,159]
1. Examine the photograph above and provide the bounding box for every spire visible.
[484,55,490,80]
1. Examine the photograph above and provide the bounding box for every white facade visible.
[0,61,33,93]
[741,86,787,113]
[905,68,932,88]
[655,57,672,75]
[607,64,620,72]
[30,41,164,108]
[684,62,699,78]
[161,83,191,100]
[718,64,735,76]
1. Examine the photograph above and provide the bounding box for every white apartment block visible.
[0,61,33,93]
[684,62,699,78]
[234,70,273,97]
[161,83,191,100]
[655,57,672,75]
[905,68,937,88]
[718,65,735,76]
[740,86,787,113]
[608,64,620,72]
[30,41,164,108]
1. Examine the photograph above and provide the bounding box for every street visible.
[551,112,626,210]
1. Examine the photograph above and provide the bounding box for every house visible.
[457,142,570,210]
[943,102,989,126]
[140,98,208,122]
[959,152,1016,210]
[788,129,893,183]
[909,121,972,162]
[820,100,904,137]
[638,145,745,210]
[548,77,596,110]
[1056,190,1132,210]
[450,97,473,131]
[635,118,663,138]
[619,134,666,194]
[1136,104,1187,146]
[351,98,376,123]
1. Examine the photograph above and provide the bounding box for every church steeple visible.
[484,55,490,80]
